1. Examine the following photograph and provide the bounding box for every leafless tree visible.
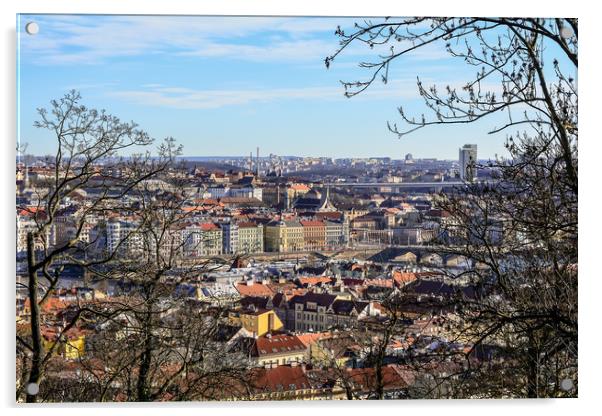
[327,17,577,398]
[86,179,249,402]
[17,91,180,402]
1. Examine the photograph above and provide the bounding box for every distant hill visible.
[177,159,244,173]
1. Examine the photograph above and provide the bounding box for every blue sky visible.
[17,14,514,159]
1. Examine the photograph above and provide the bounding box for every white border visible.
[2,1,599,415]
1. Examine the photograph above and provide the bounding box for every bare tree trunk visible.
[375,361,384,400]
[526,334,539,398]
[25,232,42,403]
[345,386,353,400]
[136,306,153,401]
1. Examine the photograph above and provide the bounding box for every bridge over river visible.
[322,180,496,190]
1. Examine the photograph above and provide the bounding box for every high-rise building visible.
[459,144,478,182]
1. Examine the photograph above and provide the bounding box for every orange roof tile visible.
[297,276,333,286]
[254,334,306,357]
[235,282,274,297]
[237,221,259,228]
[296,332,325,348]
[392,271,418,286]
[289,184,310,191]
[250,366,311,393]
[24,297,70,314]
[199,222,220,231]
[300,220,325,227]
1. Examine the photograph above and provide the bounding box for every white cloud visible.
[178,38,334,62]
[20,15,354,65]
[107,79,425,110]
[20,15,450,66]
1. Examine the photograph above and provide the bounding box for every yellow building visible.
[284,220,304,252]
[237,222,264,254]
[199,223,223,256]
[264,219,304,252]
[42,329,87,360]
[238,308,283,337]
[264,221,285,252]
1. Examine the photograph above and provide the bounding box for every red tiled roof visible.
[237,221,259,228]
[348,365,414,390]
[254,334,306,357]
[235,282,274,297]
[250,365,311,393]
[297,276,333,286]
[300,220,325,227]
[24,297,70,314]
[192,198,221,205]
[17,207,47,218]
[296,333,325,348]
[199,222,220,231]
[392,271,418,286]
[289,184,310,191]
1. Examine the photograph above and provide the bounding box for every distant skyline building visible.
[459,144,478,182]
[405,153,413,161]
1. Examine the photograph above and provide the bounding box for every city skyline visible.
[17,14,511,160]
[15,15,578,404]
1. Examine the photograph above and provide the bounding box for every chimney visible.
[256,146,260,176]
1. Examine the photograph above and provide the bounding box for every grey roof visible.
[289,292,337,310]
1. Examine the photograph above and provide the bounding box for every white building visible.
[459,144,478,182]
[106,218,143,255]
[205,185,263,201]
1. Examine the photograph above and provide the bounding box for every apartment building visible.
[300,220,326,251]
[264,219,304,253]
[285,293,374,332]
[237,222,264,254]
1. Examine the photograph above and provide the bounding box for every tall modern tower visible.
[459,144,478,182]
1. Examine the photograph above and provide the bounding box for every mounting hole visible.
[26,382,39,395]
[560,26,574,40]
[560,378,574,391]
[25,22,39,35]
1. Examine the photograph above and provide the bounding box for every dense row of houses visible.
[17,211,350,258]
